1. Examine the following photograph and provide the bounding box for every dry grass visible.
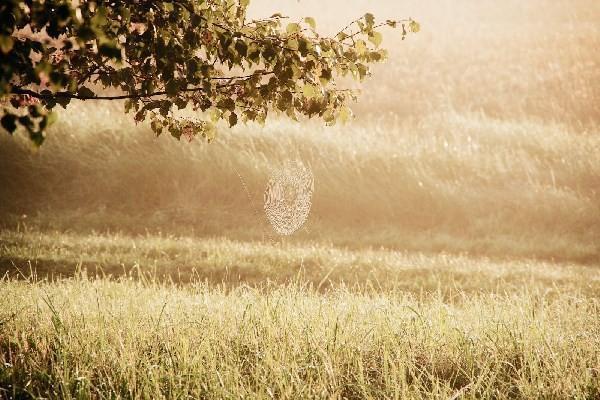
[1,106,598,262]
[1,274,599,399]
[1,229,599,296]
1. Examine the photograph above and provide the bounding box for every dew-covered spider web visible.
[234,159,314,241]
[263,160,314,236]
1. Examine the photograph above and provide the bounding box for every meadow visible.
[1,0,599,398]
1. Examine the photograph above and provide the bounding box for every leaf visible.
[151,120,163,136]
[287,38,299,51]
[1,0,417,147]
[336,32,348,41]
[29,131,45,147]
[91,6,108,28]
[1,114,17,134]
[262,45,276,61]
[235,40,248,57]
[0,35,14,54]
[124,100,136,113]
[302,84,318,99]
[228,112,238,127]
[56,96,71,109]
[304,17,316,30]
[338,106,352,123]
[77,86,96,98]
[355,40,367,55]
[368,31,383,47]
[98,42,121,60]
[159,101,171,117]
[46,112,58,126]
[56,5,71,23]
[409,20,420,33]
[286,23,301,34]
[217,98,235,112]
[165,80,179,96]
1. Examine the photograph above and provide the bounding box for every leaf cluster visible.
[0,0,418,144]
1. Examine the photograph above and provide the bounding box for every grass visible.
[1,267,599,399]
[1,230,599,398]
[1,109,599,263]
[1,229,599,296]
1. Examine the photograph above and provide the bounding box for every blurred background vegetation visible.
[1,0,599,262]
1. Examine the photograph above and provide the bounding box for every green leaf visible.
[235,40,248,57]
[151,120,163,136]
[338,106,352,123]
[336,32,349,41]
[29,131,45,147]
[56,5,71,23]
[47,112,58,126]
[286,23,301,34]
[56,96,71,109]
[0,0,417,147]
[228,112,238,127]
[409,20,420,33]
[0,35,14,54]
[77,86,96,98]
[91,6,108,27]
[368,31,383,47]
[1,114,17,134]
[262,45,276,61]
[304,17,316,30]
[124,100,135,113]
[165,80,179,97]
[355,40,367,55]
[98,42,122,60]
[287,38,299,51]
[302,84,318,99]
[159,101,172,117]
[217,98,235,111]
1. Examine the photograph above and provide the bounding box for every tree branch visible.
[10,87,202,101]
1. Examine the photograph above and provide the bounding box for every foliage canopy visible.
[0,0,418,145]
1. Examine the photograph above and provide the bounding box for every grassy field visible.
[1,0,600,398]
[1,230,599,399]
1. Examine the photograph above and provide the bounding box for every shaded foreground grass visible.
[1,277,599,399]
[2,229,599,295]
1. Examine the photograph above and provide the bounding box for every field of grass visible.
[1,0,599,398]
[1,230,599,399]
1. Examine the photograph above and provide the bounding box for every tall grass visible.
[1,106,599,261]
[1,276,599,399]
